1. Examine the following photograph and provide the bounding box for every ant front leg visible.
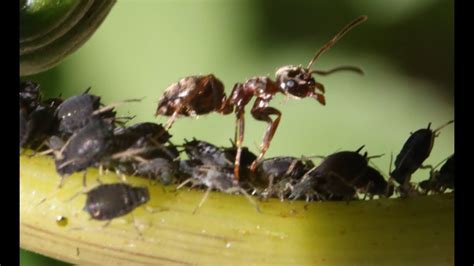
[233,109,245,185]
[309,82,326,105]
[250,101,282,171]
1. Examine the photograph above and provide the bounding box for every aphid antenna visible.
[422,154,453,173]
[433,120,454,134]
[176,178,195,190]
[92,97,144,116]
[367,153,385,160]
[225,187,261,213]
[355,145,365,153]
[82,86,92,94]
[192,187,212,214]
[110,147,153,160]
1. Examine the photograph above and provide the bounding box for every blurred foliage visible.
[21,1,453,264]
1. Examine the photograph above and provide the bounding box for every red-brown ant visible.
[157,16,368,185]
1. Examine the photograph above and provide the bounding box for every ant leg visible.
[233,110,245,185]
[249,106,282,171]
[308,83,326,105]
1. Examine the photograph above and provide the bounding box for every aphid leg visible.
[82,170,88,190]
[225,187,261,213]
[102,220,112,229]
[35,148,55,157]
[363,181,374,200]
[420,164,434,170]
[263,175,275,200]
[145,205,169,214]
[65,191,83,203]
[176,177,195,190]
[130,213,143,237]
[58,175,67,188]
[233,109,245,185]
[250,106,282,171]
[115,169,127,183]
[99,164,104,177]
[26,140,50,158]
[192,187,212,215]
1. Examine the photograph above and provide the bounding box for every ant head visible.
[274,16,367,105]
[275,65,320,99]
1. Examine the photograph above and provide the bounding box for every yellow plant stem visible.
[20,154,454,265]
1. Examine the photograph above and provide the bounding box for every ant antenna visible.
[306,15,368,70]
[310,65,364,76]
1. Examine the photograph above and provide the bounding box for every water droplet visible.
[56,216,68,227]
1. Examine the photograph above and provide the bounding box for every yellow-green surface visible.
[20,1,454,265]
[20,154,454,265]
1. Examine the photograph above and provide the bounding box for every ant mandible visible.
[155,16,368,185]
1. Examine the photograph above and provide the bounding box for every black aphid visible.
[289,146,374,201]
[419,154,454,194]
[54,119,114,185]
[177,162,260,213]
[83,183,149,220]
[55,89,116,135]
[254,156,314,200]
[390,121,454,190]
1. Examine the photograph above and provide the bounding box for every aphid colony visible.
[20,80,454,220]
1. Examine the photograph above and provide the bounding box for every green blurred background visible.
[21,0,453,264]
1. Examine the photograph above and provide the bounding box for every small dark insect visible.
[54,119,115,187]
[289,146,379,201]
[182,139,258,178]
[390,120,454,192]
[177,162,260,214]
[55,88,116,135]
[353,166,394,199]
[20,105,58,149]
[83,183,149,221]
[134,158,178,185]
[418,154,454,194]
[156,16,368,184]
[182,138,231,167]
[102,122,175,177]
[20,81,41,112]
[113,122,172,149]
[253,156,315,200]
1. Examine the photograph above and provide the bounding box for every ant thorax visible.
[275,65,317,99]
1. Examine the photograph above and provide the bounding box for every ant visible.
[156,16,368,185]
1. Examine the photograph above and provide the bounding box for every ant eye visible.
[287,70,298,78]
[286,80,296,88]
